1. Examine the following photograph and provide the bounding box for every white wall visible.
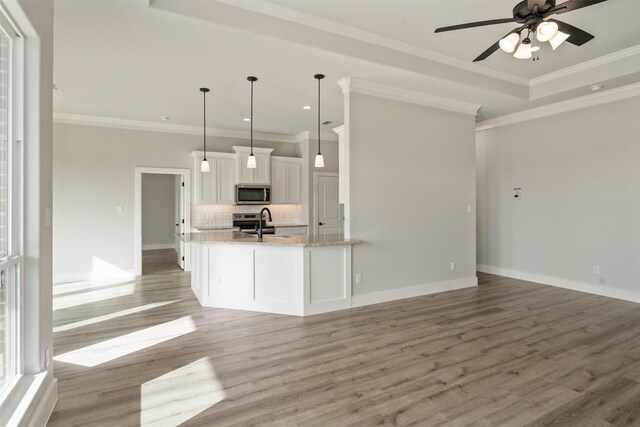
[476,96,640,300]
[348,93,477,301]
[53,123,301,280]
[141,173,175,249]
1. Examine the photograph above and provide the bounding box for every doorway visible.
[314,172,343,236]
[134,167,191,276]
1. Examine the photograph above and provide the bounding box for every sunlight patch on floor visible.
[53,277,134,296]
[141,356,226,426]
[54,316,196,367]
[53,282,136,311]
[53,300,180,333]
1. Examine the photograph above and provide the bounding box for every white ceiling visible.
[53,0,640,137]
[268,0,639,79]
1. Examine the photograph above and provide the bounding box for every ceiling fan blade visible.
[548,18,595,45]
[435,17,519,33]
[551,0,608,15]
[473,27,524,62]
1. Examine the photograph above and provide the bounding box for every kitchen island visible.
[180,231,359,316]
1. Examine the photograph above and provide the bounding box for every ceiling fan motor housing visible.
[513,0,556,19]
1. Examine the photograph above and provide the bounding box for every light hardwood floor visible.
[48,250,640,426]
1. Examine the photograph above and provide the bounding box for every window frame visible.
[0,5,24,402]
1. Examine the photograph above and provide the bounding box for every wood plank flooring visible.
[48,251,640,426]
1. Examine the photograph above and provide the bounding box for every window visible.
[0,13,21,396]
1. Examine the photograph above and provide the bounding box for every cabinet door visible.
[216,158,235,204]
[286,163,301,204]
[255,154,271,184]
[237,152,255,184]
[271,161,287,204]
[198,156,216,204]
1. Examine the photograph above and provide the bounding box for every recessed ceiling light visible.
[52,83,64,93]
[160,115,171,122]
[243,118,251,122]
[591,84,605,92]
[303,105,312,110]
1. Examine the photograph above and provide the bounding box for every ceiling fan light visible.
[536,21,559,42]
[499,32,520,53]
[513,38,532,59]
[549,31,569,50]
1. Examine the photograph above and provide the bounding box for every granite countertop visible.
[193,225,239,231]
[179,231,359,247]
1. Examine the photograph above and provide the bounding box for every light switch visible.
[116,206,123,214]
[44,207,52,227]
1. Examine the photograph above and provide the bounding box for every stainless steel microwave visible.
[235,184,271,205]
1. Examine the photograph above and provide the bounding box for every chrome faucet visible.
[255,207,272,240]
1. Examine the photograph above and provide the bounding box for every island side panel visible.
[254,246,304,316]
[304,245,352,315]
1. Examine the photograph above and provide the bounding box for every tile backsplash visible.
[193,204,304,228]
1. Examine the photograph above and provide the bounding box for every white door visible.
[176,175,186,270]
[315,173,342,236]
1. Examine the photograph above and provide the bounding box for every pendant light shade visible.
[199,88,210,172]
[314,73,325,168]
[549,31,569,50]
[499,32,520,53]
[513,37,532,59]
[247,76,258,169]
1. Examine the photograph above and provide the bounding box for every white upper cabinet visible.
[271,157,302,204]
[233,146,274,185]
[192,152,236,205]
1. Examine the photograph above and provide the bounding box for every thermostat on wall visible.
[513,188,522,200]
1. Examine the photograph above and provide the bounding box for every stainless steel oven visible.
[235,184,271,205]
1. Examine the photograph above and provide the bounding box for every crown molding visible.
[53,112,300,143]
[476,82,640,131]
[338,77,480,116]
[529,44,640,87]
[217,0,529,87]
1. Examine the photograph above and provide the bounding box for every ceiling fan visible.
[435,0,608,62]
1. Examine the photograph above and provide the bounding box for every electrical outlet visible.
[116,206,123,214]
[355,273,362,284]
[467,204,472,213]
[513,188,522,200]
[45,347,50,368]
[450,262,456,271]
[593,265,600,275]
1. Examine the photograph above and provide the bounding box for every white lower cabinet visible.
[271,157,302,204]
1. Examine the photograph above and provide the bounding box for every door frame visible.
[134,167,191,276]
[313,172,340,236]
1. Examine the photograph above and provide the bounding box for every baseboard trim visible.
[351,277,477,308]
[477,264,640,304]
[142,244,176,251]
[28,377,58,427]
[53,269,136,285]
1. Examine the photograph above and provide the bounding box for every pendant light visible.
[247,76,258,169]
[199,87,210,172]
[314,73,325,168]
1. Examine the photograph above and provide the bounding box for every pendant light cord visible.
[317,77,321,155]
[203,89,207,161]
[250,79,254,156]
